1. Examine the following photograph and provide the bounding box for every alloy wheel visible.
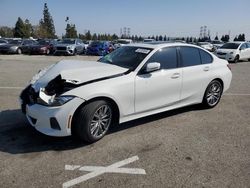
[206,82,222,106]
[90,105,112,138]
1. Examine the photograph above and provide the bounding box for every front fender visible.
[63,74,135,118]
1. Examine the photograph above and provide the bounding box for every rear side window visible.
[180,47,201,67]
[147,47,177,69]
[199,49,213,64]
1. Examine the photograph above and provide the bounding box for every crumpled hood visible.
[32,60,128,92]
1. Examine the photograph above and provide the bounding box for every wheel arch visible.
[71,96,120,132]
[203,78,224,99]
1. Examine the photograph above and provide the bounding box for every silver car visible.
[54,38,84,55]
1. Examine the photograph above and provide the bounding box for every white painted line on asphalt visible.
[63,156,146,188]
[65,165,81,171]
[0,86,23,89]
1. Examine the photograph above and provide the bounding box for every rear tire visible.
[72,100,113,143]
[202,80,223,108]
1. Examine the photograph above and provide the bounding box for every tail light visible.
[227,64,232,71]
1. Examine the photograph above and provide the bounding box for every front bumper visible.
[20,87,85,137]
[216,53,235,61]
[54,49,74,55]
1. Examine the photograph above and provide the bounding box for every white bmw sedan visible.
[20,43,232,143]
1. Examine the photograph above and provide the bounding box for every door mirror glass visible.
[145,62,161,73]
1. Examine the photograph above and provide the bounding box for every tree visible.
[85,30,91,40]
[111,34,118,41]
[0,26,13,37]
[92,33,97,40]
[221,35,230,42]
[163,35,167,41]
[23,19,33,38]
[42,3,56,38]
[65,23,77,38]
[14,17,26,38]
[215,36,218,40]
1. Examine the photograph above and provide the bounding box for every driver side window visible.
[146,47,178,69]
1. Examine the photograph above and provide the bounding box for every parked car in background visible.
[211,40,224,50]
[82,40,92,54]
[114,39,132,49]
[216,42,250,63]
[86,41,113,56]
[20,43,232,143]
[54,38,84,55]
[198,42,214,52]
[0,39,8,45]
[0,39,36,54]
[29,39,57,55]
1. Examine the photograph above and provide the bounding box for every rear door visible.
[135,47,182,112]
[179,47,213,103]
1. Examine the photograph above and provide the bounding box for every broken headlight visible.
[49,95,75,106]
[37,95,75,106]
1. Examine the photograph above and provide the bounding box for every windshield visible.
[98,46,152,70]
[90,41,103,46]
[9,40,22,45]
[60,39,75,44]
[0,40,7,43]
[38,40,50,45]
[221,43,240,49]
[117,40,130,44]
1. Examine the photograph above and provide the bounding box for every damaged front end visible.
[20,75,77,113]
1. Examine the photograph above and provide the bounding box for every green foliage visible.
[13,17,25,37]
[42,3,56,38]
[65,23,77,38]
[234,34,245,41]
[0,26,14,37]
[85,30,92,40]
[221,35,230,42]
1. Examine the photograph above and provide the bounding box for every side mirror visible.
[145,62,161,73]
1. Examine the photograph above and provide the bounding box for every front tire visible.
[17,48,22,54]
[234,55,239,63]
[202,80,223,108]
[72,100,113,143]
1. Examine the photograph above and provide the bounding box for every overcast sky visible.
[0,0,250,40]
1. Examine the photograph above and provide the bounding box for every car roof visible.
[127,42,198,49]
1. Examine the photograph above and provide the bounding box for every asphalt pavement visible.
[0,55,249,188]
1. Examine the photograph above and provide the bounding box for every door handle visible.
[203,66,210,71]
[171,73,180,79]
